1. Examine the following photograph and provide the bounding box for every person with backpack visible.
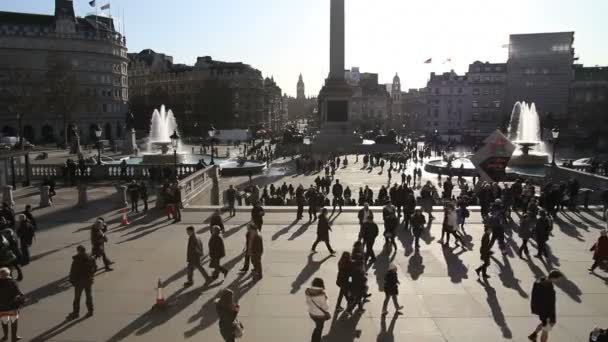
[528,270,564,342]
[67,245,98,320]
[306,278,331,342]
[382,263,404,315]
[589,230,608,273]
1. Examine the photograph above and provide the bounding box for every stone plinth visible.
[122,129,138,155]
[39,185,52,207]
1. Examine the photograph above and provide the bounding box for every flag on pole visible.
[101,3,110,10]
[423,58,432,64]
[442,58,452,64]
[89,0,96,7]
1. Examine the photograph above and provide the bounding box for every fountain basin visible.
[509,152,549,167]
[220,160,266,176]
[142,153,187,164]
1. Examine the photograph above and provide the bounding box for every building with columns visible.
[425,71,471,135]
[0,0,128,144]
[345,67,392,131]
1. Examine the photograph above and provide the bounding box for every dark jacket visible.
[226,188,237,203]
[591,236,608,261]
[251,205,265,225]
[91,225,107,256]
[332,183,343,198]
[357,208,374,225]
[17,221,35,246]
[531,277,556,316]
[480,233,492,260]
[187,235,204,263]
[384,270,399,295]
[411,213,426,234]
[0,278,23,311]
[208,234,226,260]
[216,301,239,330]
[209,214,225,232]
[316,216,332,241]
[69,252,97,286]
[535,217,551,242]
[361,221,379,242]
[248,234,263,256]
[336,260,352,288]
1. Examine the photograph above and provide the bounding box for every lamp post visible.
[551,127,560,166]
[208,124,216,165]
[16,113,23,150]
[94,124,103,165]
[170,130,179,177]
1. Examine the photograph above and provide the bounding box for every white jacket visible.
[305,287,329,318]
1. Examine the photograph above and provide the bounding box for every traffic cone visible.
[121,210,129,226]
[153,278,168,310]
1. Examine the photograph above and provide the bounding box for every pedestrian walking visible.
[518,212,535,259]
[528,270,564,342]
[411,209,426,249]
[184,226,211,287]
[0,267,24,342]
[127,180,140,213]
[382,202,398,250]
[209,209,225,234]
[209,226,228,280]
[0,226,22,281]
[251,202,265,231]
[296,185,305,220]
[306,277,331,342]
[248,225,264,280]
[381,263,403,315]
[441,203,465,249]
[15,215,34,266]
[331,180,344,213]
[91,219,113,271]
[225,185,237,217]
[67,245,97,320]
[311,209,336,255]
[535,210,552,259]
[216,289,242,342]
[475,226,493,279]
[361,217,378,263]
[139,181,149,212]
[173,184,183,222]
[335,252,352,312]
[589,230,608,272]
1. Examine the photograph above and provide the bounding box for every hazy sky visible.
[4,0,608,96]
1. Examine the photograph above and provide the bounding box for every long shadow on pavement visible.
[29,240,87,262]
[29,315,91,342]
[23,276,72,308]
[376,314,399,342]
[492,254,528,298]
[291,253,333,294]
[441,246,468,283]
[480,282,513,339]
[288,221,313,241]
[321,310,364,342]
[272,219,299,240]
[407,249,424,280]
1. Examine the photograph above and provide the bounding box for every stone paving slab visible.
[12,202,608,341]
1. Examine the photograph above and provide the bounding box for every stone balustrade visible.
[30,163,201,181]
[179,165,220,206]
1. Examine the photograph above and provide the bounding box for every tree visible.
[45,56,81,148]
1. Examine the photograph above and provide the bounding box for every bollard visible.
[156,185,165,209]
[115,185,128,208]
[39,185,52,207]
[77,184,88,208]
[2,185,15,208]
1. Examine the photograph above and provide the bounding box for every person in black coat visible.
[295,185,305,220]
[382,263,403,315]
[331,180,344,213]
[335,252,352,312]
[209,209,225,233]
[251,203,265,231]
[0,203,15,228]
[357,203,374,226]
[311,209,335,255]
[91,219,113,271]
[139,181,149,212]
[360,217,379,263]
[411,209,426,250]
[0,226,22,281]
[208,226,228,279]
[534,210,552,259]
[528,270,563,342]
[127,180,140,213]
[67,245,97,320]
[475,227,492,279]
[306,186,319,222]
[15,215,34,266]
[0,267,24,341]
[184,226,210,287]
[403,191,416,230]
[382,203,398,250]
[22,205,36,231]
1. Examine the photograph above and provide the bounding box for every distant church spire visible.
[297,73,305,100]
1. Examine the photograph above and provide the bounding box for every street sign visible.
[470,130,516,182]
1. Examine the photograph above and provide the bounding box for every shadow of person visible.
[555,274,583,303]
[492,254,528,298]
[321,310,364,342]
[272,219,300,240]
[441,246,468,283]
[288,221,313,241]
[23,276,72,308]
[396,224,414,257]
[407,249,425,280]
[420,220,435,245]
[376,314,399,342]
[291,253,334,294]
[221,222,250,239]
[482,283,513,339]
[29,315,91,342]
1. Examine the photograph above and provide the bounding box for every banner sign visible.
[470,130,516,182]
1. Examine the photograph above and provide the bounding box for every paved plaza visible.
[14,183,608,341]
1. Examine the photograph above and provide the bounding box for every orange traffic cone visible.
[121,210,129,226]
[153,278,168,310]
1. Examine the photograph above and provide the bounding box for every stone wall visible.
[545,164,608,204]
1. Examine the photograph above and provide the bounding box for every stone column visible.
[39,185,52,207]
[77,184,87,208]
[2,185,14,207]
[115,185,128,208]
[329,0,345,80]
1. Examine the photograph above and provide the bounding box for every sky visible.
[3,0,608,96]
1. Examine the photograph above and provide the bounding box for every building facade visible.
[0,0,128,144]
[128,50,277,135]
[402,88,428,132]
[568,65,608,147]
[467,61,507,140]
[506,32,575,121]
[425,71,471,135]
[345,67,392,131]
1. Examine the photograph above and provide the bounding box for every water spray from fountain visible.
[147,105,180,153]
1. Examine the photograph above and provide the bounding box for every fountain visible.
[507,101,549,167]
[142,105,186,164]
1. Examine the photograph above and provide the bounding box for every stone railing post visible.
[156,185,165,209]
[115,185,128,208]
[77,184,88,208]
[39,185,52,207]
[1,185,14,208]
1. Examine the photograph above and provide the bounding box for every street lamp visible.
[94,124,103,165]
[170,130,180,176]
[208,124,216,165]
[551,127,560,166]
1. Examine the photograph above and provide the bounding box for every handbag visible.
[233,319,244,338]
[311,298,331,321]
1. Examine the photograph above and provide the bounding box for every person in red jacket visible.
[589,230,608,273]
